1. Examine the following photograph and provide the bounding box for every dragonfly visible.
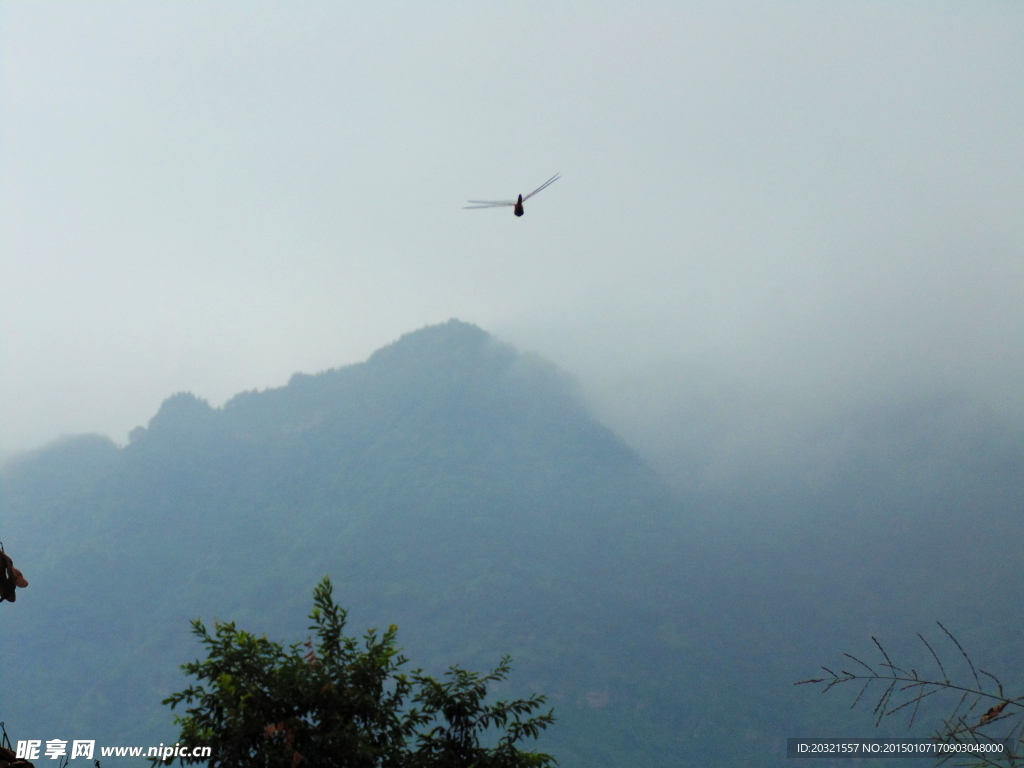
[465,173,560,217]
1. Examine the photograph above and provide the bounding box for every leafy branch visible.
[160,576,557,767]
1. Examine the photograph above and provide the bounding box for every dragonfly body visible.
[466,174,560,217]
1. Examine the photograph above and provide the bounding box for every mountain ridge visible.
[3,319,1023,767]
[1,319,696,767]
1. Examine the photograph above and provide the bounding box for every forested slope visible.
[2,320,1022,766]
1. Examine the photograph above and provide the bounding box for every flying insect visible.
[465,173,560,217]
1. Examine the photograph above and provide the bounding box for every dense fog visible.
[3,3,1022,473]
[2,6,1023,766]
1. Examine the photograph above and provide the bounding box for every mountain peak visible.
[127,322,643,501]
[375,318,493,355]
[364,319,510,375]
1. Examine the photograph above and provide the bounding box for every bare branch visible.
[920,632,951,685]
[938,622,982,691]
[798,626,1024,766]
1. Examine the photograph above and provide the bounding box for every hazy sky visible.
[3,2,1023,475]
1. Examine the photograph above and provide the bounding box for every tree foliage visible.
[161,577,556,767]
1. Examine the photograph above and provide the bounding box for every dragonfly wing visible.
[521,173,561,201]
[464,200,516,209]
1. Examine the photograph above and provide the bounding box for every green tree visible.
[160,577,556,767]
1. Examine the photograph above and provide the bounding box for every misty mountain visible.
[2,320,1023,767]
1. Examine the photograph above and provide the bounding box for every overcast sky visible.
[2,2,1023,478]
